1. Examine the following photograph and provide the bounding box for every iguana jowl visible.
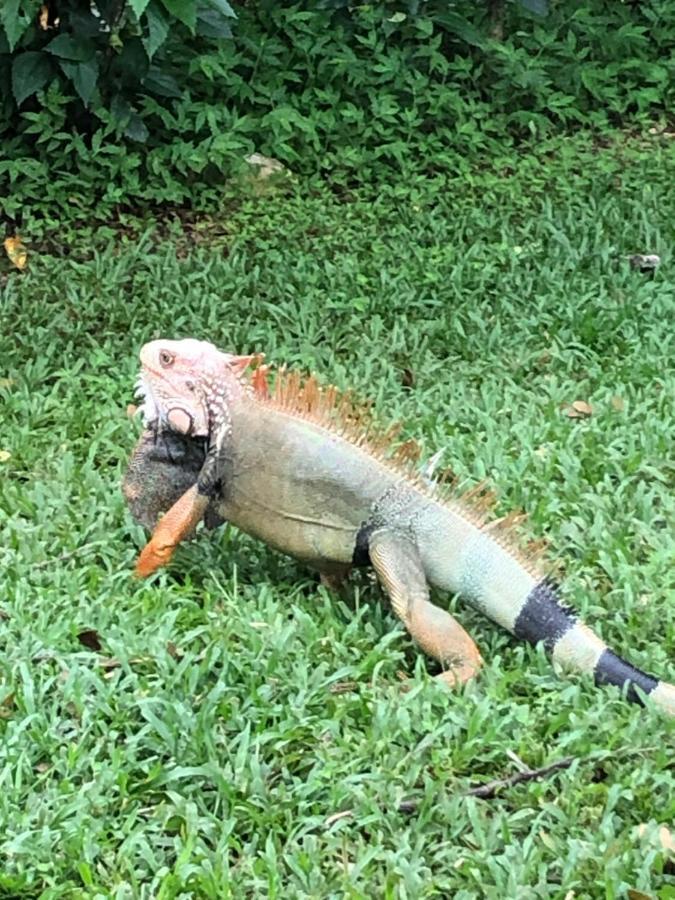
[125,338,675,716]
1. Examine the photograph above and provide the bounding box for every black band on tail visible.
[513,578,576,650]
[594,649,658,705]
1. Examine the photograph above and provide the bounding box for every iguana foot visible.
[319,566,352,593]
[435,659,482,688]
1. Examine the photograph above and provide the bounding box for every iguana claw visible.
[134,540,176,577]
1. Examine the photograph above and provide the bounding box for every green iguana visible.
[124,338,675,716]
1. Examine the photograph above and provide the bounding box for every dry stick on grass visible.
[396,758,575,812]
[397,746,659,812]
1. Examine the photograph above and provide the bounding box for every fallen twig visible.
[397,746,659,812]
[466,756,575,799]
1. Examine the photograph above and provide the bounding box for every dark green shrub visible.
[0,0,236,139]
[2,1,674,234]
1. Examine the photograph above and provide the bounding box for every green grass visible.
[1,133,674,898]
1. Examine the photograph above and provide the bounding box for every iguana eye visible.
[159,350,175,368]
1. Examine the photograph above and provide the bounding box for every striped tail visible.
[435,512,675,715]
[510,577,675,715]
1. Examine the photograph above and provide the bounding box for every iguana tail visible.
[429,512,675,716]
[507,575,675,715]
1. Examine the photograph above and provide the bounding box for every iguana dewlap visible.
[126,338,675,716]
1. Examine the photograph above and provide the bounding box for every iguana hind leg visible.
[135,484,210,577]
[369,529,482,686]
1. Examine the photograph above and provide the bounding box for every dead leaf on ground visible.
[610,395,625,411]
[4,236,28,270]
[0,450,11,463]
[324,810,353,827]
[98,656,121,670]
[77,629,103,651]
[126,404,138,418]
[627,891,652,900]
[400,367,415,389]
[245,153,286,179]
[628,254,660,272]
[637,823,675,855]
[564,400,593,419]
[329,681,358,694]
[38,4,59,29]
[167,641,184,659]
[35,761,51,773]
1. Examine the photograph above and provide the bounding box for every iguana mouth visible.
[134,374,160,425]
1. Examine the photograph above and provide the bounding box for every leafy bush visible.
[2,1,674,234]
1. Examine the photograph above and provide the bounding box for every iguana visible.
[124,337,675,716]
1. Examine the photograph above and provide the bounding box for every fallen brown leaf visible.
[126,403,138,418]
[627,890,652,900]
[400,367,415,389]
[329,681,358,694]
[637,823,675,855]
[324,809,353,827]
[77,629,103,651]
[98,656,121,670]
[167,641,184,659]
[565,400,593,419]
[4,236,28,270]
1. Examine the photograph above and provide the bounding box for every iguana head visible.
[136,338,256,438]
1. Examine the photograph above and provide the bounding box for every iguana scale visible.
[124,338,675,716]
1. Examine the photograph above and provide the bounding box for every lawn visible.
[1,134,674,898]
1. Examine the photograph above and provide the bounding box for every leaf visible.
[160,0,197,31]
[206,0,236,17]
[659,826,675,854]
[436,12,484,48]
[11,51,53,105]
[610,395,624,411]
[129,0,152,17]
[125,113,150,143]
[0,0,31,52]
[519,0,549,15]
[77,629,103,651]
[143,1,170,57]
[4,236,27,270]
[59,58,99,106]
[143,67,182,98]
[0,450,11,463]
[195,6,233,39]
[565,400,592,419]
[46,34,94,62]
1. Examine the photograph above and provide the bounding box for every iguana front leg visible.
[369,529,482,686]
[135,485,210,577]
[134,433,228,577]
